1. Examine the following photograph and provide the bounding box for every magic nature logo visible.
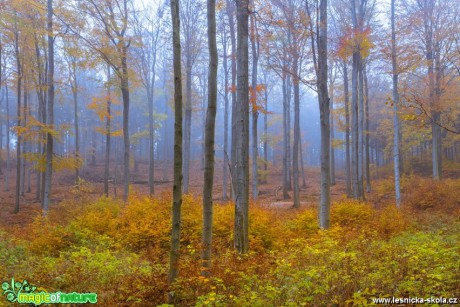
[2,277,97,305]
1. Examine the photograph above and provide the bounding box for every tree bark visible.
[43,0,55,214]
[364,65,371,193]
[222,25,230,200]
[14,20,22,213]
[391,0,401,207]
[121,45,130,202]
[317,0,330,229]
[183,56,192,193]
[350,0,362,200]
[282,75,290,199]
[168,0,184,287]
[250,7,259,200]
[292,54,300,209]
[227,0,237,201]
[104,66,111,197]
[234,0,249,254]
[329,74,336,186]
[201,0,218,276]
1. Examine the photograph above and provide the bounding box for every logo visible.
[2,278,97,305]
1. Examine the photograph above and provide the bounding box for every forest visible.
[0,0,459,305]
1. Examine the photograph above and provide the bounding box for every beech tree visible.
[168,0,184,286]
[201,0,217,276]
[72,0,134,201]
[234,0,249,254]
[391,0,401,207]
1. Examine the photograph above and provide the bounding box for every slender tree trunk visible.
[318,0,330,229]
[148,83,155,196]
[358,62,365,200]
[168,0,184,287]
[20,80,28,197]
[234,0,249,254]
[343,62,352,197]
[183,58,192,193]
[329,80,336,186]
[364,65,371,193]
[250,9,259,200]
[350,0,361,200]
[201,0,218,276]
[71,59,80,183]
[286,76,292,190]
[104,66,111,197]
[227,0,237,200]
[263,75,268,180]
[391,0,401,207]
[121,46,130,202]
[14,36,22,214]
[292,55,300,209]
[300,136,307,189]
[282,76,289,199]
[163,70,169,181]
[222,29,230,200]
[43,0,55,214]
[201,71,206,170]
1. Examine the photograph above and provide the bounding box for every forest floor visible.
[0,160,459,306]
[1,158,459,225]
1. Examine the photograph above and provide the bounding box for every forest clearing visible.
[1,0,459,305]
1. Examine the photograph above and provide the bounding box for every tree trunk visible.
[250,9,259,200]
[168,0,184,287]
[263,74,268,181]
[292,55,300,209]
[391,0,401,207]
[343,62,352,197]
[234,0,249,254]
[201,0,218,276]
[14,29,22,214]
[71,59,80,183]
[163,69,169,181]
[20,80,28,197]
[286,76,292,190]
[227,0,237,200]
[329,79,336,186]
[183,57,192,193]
[364,65,371,193]
[121,46,130,202]
[148,83,155,197]
[300,136,307,189]
[282,75,290,199]
[350,0,362,200]
[358,62,365,200]
[43,0,54,214]
[104,66,111,197]
[222,27,230,200]
[317,0,330,229]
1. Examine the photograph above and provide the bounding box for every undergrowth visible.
[0,178,459,306]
